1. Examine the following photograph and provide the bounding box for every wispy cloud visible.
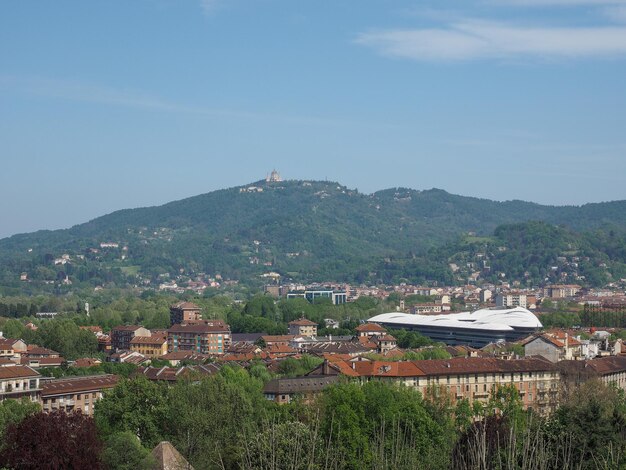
[0,75,392,129]
[603,5,626,21]
[355,20,626,61]
[200,0,220,15]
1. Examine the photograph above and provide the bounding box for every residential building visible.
[0,338,28,362]
[524,333,582,363]
[167,321,231,355]
[288,318,318,336]
[355,323,387,338]
[111,325,151,352]
[159,351,209,366]
[41,375,119,416]
[410,303,443,314]
[169,301,202,326]
[136,364,221,383]
[263,375,340,404]
[496,292,528,308]
[558,356,626,394]
[372,334,397,354]
[0,365,41,402]
[544,285,582,299]
[130,333,168,358]
[324,356,559,415]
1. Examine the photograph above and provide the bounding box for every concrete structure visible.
[0,338,28,362]
[167,321,231,355]
[263,375,339,404]
[496,293,528,308]
[324,356,559,415]
[130,334,168,358]
[287,289,347,305]
[169,301,202,326]
[369,306,542,347]
[288,318,318,336]
[111,325,151,352]
[544,285,582,299]
[524,333,582,363]
[0,365,41,402]
[41,375,119,416]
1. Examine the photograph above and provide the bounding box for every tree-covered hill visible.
[1,179,626,292]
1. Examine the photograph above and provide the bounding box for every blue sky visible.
[2,0,626,238]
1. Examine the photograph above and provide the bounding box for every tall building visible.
[111,326,151,351]
[288,318,318,336]
[495,292,527,308]
[167,321,231,355]
[169,301,202,326]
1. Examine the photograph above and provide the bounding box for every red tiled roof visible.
[0,365,40,379]
[74,358,102,368]
[130,335,167,346]
[353,361,425,377]
[355,323,387,332]
[288,318,317,326]
[42,374,119,396]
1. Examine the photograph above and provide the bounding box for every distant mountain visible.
[1,179,626,292]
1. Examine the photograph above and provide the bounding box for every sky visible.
[1,0,626,238]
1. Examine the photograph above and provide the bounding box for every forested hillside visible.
[1,179,626,292]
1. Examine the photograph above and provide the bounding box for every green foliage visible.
[0,398,40,441]
[101,431,156,470]
[94,377,169,448]
[277,355,323,378]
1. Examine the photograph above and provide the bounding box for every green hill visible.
[1,179,626,292]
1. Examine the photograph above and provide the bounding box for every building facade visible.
[130,334,168,358]
[111,326,151,352]
[0,365,41,402]
[288,318,318,336]
[41,375,119,416]
[167,321,231,355]
[169,301,202,326]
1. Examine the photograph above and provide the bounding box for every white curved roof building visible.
[368,306,542,347]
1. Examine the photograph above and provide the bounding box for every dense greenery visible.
[3,361,626,468]
[91,371,626,468]
[1,180,626,292]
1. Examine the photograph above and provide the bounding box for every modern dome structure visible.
[368,306,542,347]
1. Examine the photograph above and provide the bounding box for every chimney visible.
[565,332,569,349]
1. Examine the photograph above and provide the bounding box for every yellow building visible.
[130,334,168,358]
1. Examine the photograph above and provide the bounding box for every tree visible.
[0,398,40,440]
[0,410,102,470]
[94,377,169,447]
[101,431,156,470]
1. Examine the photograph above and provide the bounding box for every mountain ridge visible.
[1,179,626,291]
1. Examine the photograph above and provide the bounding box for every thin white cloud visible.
[0,75,392,129]
[200,0,220,15]
[355,20,626,61]
[603,5,626,21]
